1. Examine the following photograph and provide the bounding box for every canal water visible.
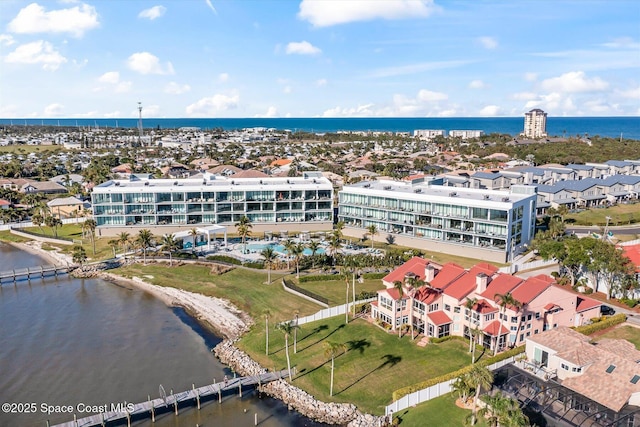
[0,243,326,427]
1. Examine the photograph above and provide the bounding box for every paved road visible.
[567,224,640,236]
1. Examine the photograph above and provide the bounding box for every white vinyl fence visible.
[286,297,376,326]
[0,217,87,231]
[384,356,517,416]
[498,259,557,274]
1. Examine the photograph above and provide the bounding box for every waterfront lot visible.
[294,276,383,305]
[393,393,488,427]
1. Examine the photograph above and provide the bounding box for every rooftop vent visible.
[173,181,178,186]
[114,181,120,186]
[484,194,490,200]
[449,191,457,197]
[384,185,392,190]
[414,189,422,193]
[364,183,371,188]
[502,197,510,202]
[260,180,263,184]
[144,181,149,186]
[231,180,235,185]
[203,180,207,185]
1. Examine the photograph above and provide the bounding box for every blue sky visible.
[0,0,638,118]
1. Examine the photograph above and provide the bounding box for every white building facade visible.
[523,108,548,139]
[91,172,333,235]
[413,129,445,140]
[449,130,484,139]
[337,177,537,262]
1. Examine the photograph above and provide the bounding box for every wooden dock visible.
[0,264,71,285]
[51,370,288,427]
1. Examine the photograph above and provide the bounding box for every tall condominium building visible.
[523,108,548,139]
[91,172,333,236]
[448,130,484,139]
[338,177,537,263]
[413,129,445,140]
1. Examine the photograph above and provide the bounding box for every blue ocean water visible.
[1,116,639,140]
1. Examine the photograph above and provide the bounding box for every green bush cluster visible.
[573,313,627,335]
[206,255,242,265]
[429,335,467,344]
[362,272,386,280]
[620,298,638,308]
[298,274,342,283]
[391,346,525,401]
[243,261,264,269]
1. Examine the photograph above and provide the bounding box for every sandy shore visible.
[101,272,251,340]
[10,241,74,265]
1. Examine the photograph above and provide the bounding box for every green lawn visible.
[0,230,30,243]
[0,145,65,154]
[394,393,487,427]
[238,316,472,415]
[595,325,640,349]
[294,277,383,305]
[114,263,321,323]
[566,203,640,226]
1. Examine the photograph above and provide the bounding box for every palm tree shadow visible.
[297,324,345,353]
[346,338,371,354]
[335,353,402,396]
[270,324,330,356]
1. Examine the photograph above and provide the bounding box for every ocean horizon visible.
[1,116,639,140]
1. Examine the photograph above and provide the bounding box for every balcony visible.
[513,359,558,381]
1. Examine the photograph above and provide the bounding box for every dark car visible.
[600,305,616,316]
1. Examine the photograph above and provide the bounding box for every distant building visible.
[414,129,445,140]
[449,130,484,139]
[523,108,547,139]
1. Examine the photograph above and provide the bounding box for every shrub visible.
[243,261,264,269]
[573,313,626,335]
[206,255,242,265]
[299,274,342,283]
[174,252,197,259]
[362,272,386,280]
[620,298,638,308]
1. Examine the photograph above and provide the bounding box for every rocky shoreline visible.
[214,340,388,427]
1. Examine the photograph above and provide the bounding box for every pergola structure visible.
[173,225,228,252]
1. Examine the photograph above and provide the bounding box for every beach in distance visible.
[1,116,639,140]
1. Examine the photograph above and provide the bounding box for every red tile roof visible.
[430,262,465,290]
[414,286,441,305]
[428,311,452,326]
[483,320,510,337]
[0,199,10,206]
[480,273,523,300]
[444,264,499,301]
[576,296,601,312]
[510,275,554,305]
[382,257,432,284]
[473,299,498,314]
[544,303,560,311]
[379,287,406,301]
[622,244,640,272]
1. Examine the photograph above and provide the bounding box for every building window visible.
[485,313,495,322]
[510,326,517,331]
[526,332,531,337]
[534,329,539,334]
[519,334,524,342]
[527,314,532,321]
[526,323,531,329]
[454,307,461,313]
[511,316,518,323]
[631,375,640,384]
[606,364,616,374]
[561,363,569,371]
[429,303,439,312]
[572,367,582,373]
[535,312,540,319]
[445,304,451,311]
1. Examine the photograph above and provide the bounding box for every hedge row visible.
[362,272,386,280]
[299,274,342,283]
[391,346,525,401]
[573,313,627,335]
[282,278,330,305]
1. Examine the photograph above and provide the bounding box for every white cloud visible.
[478,105,501,116]
[286,41,321,55]
[186,93,239,117]
[477,36,498,50]
[524,92,578,114]
[0,34,16,46]
[417,89,448,102]
[7,2,99,38]
[5,40,67,71]
[255,106,279,118]
[205,0,217,14]
[616,86,640,99]
[0,104,19,118]
[140,105,161,117]
[44,103,64,117]
[98,71,120,84]
[468,79,486,89]
[283,86,292,94]
[127,52,174,75]
[321,103,376,117]
[540,71,609,93]
[298,0,439,27]
[218,72,229,82]
[316,78,327,86]
[512,91,538,101]
[103,111,121,118]
[600,37,640,49]
[524,72,538,82]
[139,5,166,20]
[164,82,191,94]
[96,71,132,93]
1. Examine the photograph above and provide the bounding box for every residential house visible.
[20,181,67,195]
[47,196,87,219]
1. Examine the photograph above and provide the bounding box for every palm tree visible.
[366,224,378,248]
[323,341,347,397]
[107,239,118,258]
[31,212,44,234]
[328,234,341,264]
[118,232,131,260]
[451,373,472,405]
[291,243,304,278]
[135,229,154,265]
[334,220,345,240]
[469,364,494,425]
[160,234,180,266]
[404,275,424,340]
[277,321,296,381]
[283,239,295,270]
[84,218,97,255]
[393,280,405,338]
[464,297,478,361]
[293,309,300,354]
[188,228,199,255]
[235,215,252,254]
[494,293,518,356]
[263,309,271,356]
[72,245,87,265]
[307,239,321,269]
[44,215,62,237]
[479,392,529,427]
[260,247,277,284]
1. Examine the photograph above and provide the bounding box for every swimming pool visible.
[245,242,325,256]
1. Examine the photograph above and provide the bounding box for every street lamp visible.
[604,216,612,240]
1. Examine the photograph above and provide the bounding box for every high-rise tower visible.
[137,102,143,145]
[523,109,547,139]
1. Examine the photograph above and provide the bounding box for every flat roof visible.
[342,179,536,205]
[93,174,333,193]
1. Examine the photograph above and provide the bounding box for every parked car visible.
[600,305,616,316]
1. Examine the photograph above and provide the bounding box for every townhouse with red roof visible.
[371,257,602,353]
